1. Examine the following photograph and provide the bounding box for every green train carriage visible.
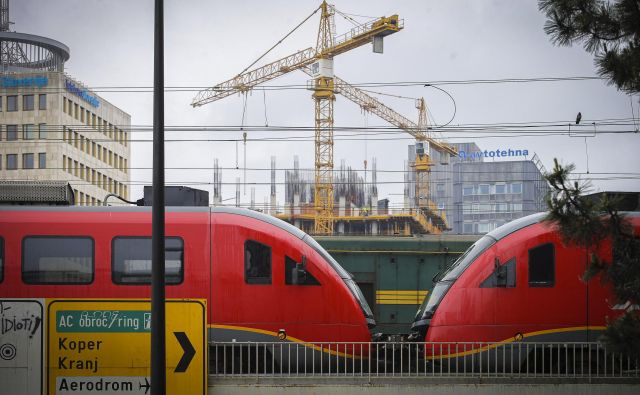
[316,235,479,336]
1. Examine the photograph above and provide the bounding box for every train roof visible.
[486,212,548,241]
[0,205,307,240]
[485,211,640,242]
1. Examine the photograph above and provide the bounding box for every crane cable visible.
[235,5,321,77]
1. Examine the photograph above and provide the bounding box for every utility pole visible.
[151,0,166,394]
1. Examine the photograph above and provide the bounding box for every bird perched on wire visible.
[576,112,582,124]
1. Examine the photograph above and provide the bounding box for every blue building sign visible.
[65,79,100,108]
[459,148,529,160]
[0,76,48,88]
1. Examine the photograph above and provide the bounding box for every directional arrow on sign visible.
[174,332,195,373]
[138,377,151,395]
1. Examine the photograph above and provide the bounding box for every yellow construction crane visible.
[192,1,456,234]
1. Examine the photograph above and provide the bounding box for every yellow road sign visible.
[47,299,206,395]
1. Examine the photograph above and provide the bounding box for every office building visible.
[408,142,549,234]
[0,2,131,205]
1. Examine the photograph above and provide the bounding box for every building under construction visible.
[276,155,448,236]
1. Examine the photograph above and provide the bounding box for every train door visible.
[376,255,399,333]
[487,239,522,342]
[585,242,614,341]
[375,252,433,335]
[522,236,588,341]
[210,216,285,338]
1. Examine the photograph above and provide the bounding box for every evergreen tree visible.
[539,0,640,94]
[545,159,640,359]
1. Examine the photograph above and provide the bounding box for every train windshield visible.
[303,235,375,320]
[440,235,495,281]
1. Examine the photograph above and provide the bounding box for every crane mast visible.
[312,1,336,234]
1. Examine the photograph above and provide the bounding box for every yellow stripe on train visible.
[375,290,428,305]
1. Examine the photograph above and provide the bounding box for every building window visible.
[495,184,506,194]
[38,153,46,169]
[478,184,490,195]
[463,223,474,233]
[7,95,17,111]
[39,94,47,110]
[436,183,445,198]
[477,223,490,233]
[23,94,34,111]
[510,183,522,194]
[6,154,17,170]
[38,123,47,139]
[245,239,271,284]
[22,236,94,284]
[23,124,35,140]
[511,203,523,212]
[528,243,555,287]
[7,125,17,140]
[495,203,507,212]
[462,185,474,196]
[479,203,491,213]
[22,153,34,169]
[112,237,184,285]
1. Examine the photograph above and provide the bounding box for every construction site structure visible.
[278,156,445,236]
[193,1,456,235]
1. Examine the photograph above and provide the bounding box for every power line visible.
[4,129,634,145]
[26,76,606,94]
[36,175,640,188]
[31,165,640,176]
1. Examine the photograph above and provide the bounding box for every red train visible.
[412,211,640,356]
[0,206,374,373]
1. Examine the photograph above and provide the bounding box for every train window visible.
[112,237,183,285]
[528,243,555,287]
[245,240,271,284]
[22,237,94,284]
[480,258,516,288]
[0,238,3,283]
[285,255,320,285]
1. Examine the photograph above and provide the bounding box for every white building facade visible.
[0,1,132,208]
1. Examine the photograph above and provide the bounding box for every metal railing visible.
[209,341,640,379]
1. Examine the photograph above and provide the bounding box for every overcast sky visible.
[12,0,640,207]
